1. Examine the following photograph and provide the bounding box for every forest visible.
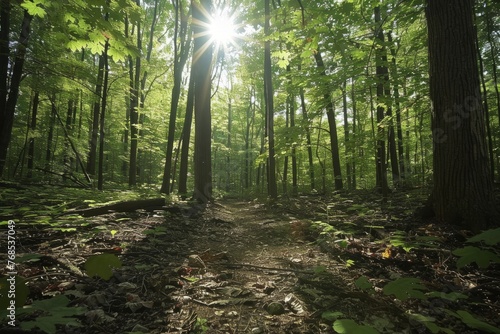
[0,0,500,333]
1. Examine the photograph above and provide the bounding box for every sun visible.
[208,8,239,50]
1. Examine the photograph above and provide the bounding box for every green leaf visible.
[0,276,29,309]
[453,246,500,269]
[15,253,43,263]
[445,310,500,334]
[322,311,344,321]
[427,291,468,302]
[19,295,86,334]
[84,254,122,280]
[467,228,500,246]
[408,313,455,334]
[21,0,47,18]
[355,276,373,292]
[333,319,380,334]
[383,278,427,301]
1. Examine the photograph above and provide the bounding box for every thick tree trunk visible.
[0,10,32,177]
[192,0,213,203]
[426,0,497,231]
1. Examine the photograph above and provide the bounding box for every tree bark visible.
[0,10,32,177]
[264,0,278,199]
[178,65,195,196]
[27,91,40,178]
[313,51,343,191]
[374,6,389,200]
[98,39,110,190]
[192,0,213,203]
[426,0,497,231]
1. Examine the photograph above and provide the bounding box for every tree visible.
[192,0,213,203]
[264,0,278,199]
[0,8,33,177]
[426,0,497,230]
[161,0,191,194]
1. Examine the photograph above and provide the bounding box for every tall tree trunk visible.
[45,94,56,170]
[226,95,232,192]
[63,99,74,173]
[426,0,497,231]
[98,40,110,190]
[314,51,343,191]
[342,81,352,190]
[287,65,298,195]
[0,0,10,121]
[351,78,357,189]
[128,15,141,187]
[244,89,255,189]
[374,6,389,200]
[87,54,105,177]
[27,91,40,178]
[299,81,315,190]
[161,0,190,193]
[178,65,195,196]
[192,0,213,203]
[0,10,32,177]
[264,0,278,199]
[388,30,406,185]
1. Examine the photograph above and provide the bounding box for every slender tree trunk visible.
[351,78,357,189]
[128,16,141,187]
[244,90,254,189]
[314,51,343,191]
[27,91,40,178]
[226,95,232,192]
[192,0,213,203]
[485,1,500,131]
[63,99,74,174]
[161,0,190,193]
[178,66,195,196]
[476,22,495,180]
[342,81,351,190]
[264,0,278,199]
[299,81,315,190]
[0,10,32,177]
[98,40,110,190]
[388,30,406,185]
[426,0,497,230]
[87,54,105,177]
[374,6,389,199]
[45,94,56,170]
[286,65,298,195]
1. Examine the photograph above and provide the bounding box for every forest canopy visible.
[0,0,498,226]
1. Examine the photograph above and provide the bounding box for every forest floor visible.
[0,186,499,334]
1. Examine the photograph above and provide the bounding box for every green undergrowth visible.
[310,197,500,333]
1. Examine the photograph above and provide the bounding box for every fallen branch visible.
[62,198,170,217]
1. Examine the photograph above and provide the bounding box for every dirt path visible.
[160,200,332,333]
[134,200,401,334]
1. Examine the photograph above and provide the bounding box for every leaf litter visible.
[0,186,499,333]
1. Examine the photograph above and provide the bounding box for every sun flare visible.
[207,6,242,53]
[209,12,236,46]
